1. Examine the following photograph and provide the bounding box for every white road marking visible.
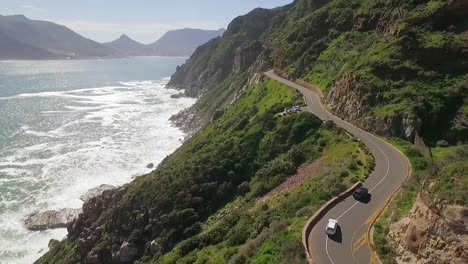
[325,236,336,264]
[336,201,359,221]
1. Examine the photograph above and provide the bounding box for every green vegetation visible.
[38,0,467,263]
[374,139,468,263]
[270,0,468,144]
[373,138,428,263]
[152,122,373,264]
[38,77,373,264]
[174,0,467,144]
[429,146,468,205]
[36,240,80,264]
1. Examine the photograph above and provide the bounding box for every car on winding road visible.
[326,219,338,236]
[352,187,369,201]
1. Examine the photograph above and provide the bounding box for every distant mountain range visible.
[148,28,226,57]
[103,34,151,57]
[103,28,226,57]
[0,14,225,60]
[0,15,117,59]
[0,31,57,60]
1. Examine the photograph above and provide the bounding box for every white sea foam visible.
[0,78,196,264]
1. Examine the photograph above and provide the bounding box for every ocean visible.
[0,57,195,264]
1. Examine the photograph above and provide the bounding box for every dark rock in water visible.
[80,184,116,202]
[48,239,60,250]
[170,93,185,99]
[147,163,154,169]
[25,208,82,231]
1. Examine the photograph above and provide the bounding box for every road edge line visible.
[367,142,412,264]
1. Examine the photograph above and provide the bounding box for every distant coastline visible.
[0,14,224,60]
[0,55,190,62]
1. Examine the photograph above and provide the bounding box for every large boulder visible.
[150,240,161,255]
[116,242,138,263]
[80,184,116,202]
[48,239,60,250]
[25,208,82,231]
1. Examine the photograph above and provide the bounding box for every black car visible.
[353,187,369,200]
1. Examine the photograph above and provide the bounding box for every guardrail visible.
[302,181,363,264]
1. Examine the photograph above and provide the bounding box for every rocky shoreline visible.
[25,208,83,231]
[24,184,117,232]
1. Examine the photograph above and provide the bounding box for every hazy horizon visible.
[0,0,292,44]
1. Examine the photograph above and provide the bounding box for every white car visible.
[326,219,338,236]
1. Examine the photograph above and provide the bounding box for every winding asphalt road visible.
[265,71,409,264]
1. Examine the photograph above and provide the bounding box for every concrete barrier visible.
[302,181,363,264]
[295,79,325,99]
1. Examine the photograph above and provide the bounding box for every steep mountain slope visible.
[166,1,466,262]
[0,15,117,58]
[36,0,467,263]
[148,28,225,57]
[103,34,152,56]
[168,7,282,131]
[169,0,468,145]
[37,76,373,264]
[0,31,57,59]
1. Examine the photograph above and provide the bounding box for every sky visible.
[0,0,293,44]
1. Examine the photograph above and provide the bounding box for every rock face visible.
[25,208,82,231]
[80,184,116,202]
[326,74,422,142]
[167,37,230,98]
[149,240,160,255]
[168,45,272,134]
[48,239,60,250]
[116,242,138,263]
[233,41,264,73]
[388,193,468,264]
[167,8,276,134]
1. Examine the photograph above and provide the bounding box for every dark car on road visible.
[353,187,369,200]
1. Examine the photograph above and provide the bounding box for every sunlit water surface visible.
[0,57,195,263]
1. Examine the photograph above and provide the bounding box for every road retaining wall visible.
[273,69,325,99]
[302,181,363,264]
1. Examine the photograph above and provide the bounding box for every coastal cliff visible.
[37,0,467,263]
[169,0,467,145]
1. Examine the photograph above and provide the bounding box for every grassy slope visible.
[156,1,467,262]
[130,78,375,264]
[271,0,468,143]
[37,1,467,263]
[38,78,372,264]
[151,127,373,264]
[373,139,467,263]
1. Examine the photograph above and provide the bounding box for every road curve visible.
[265,70,409,264]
